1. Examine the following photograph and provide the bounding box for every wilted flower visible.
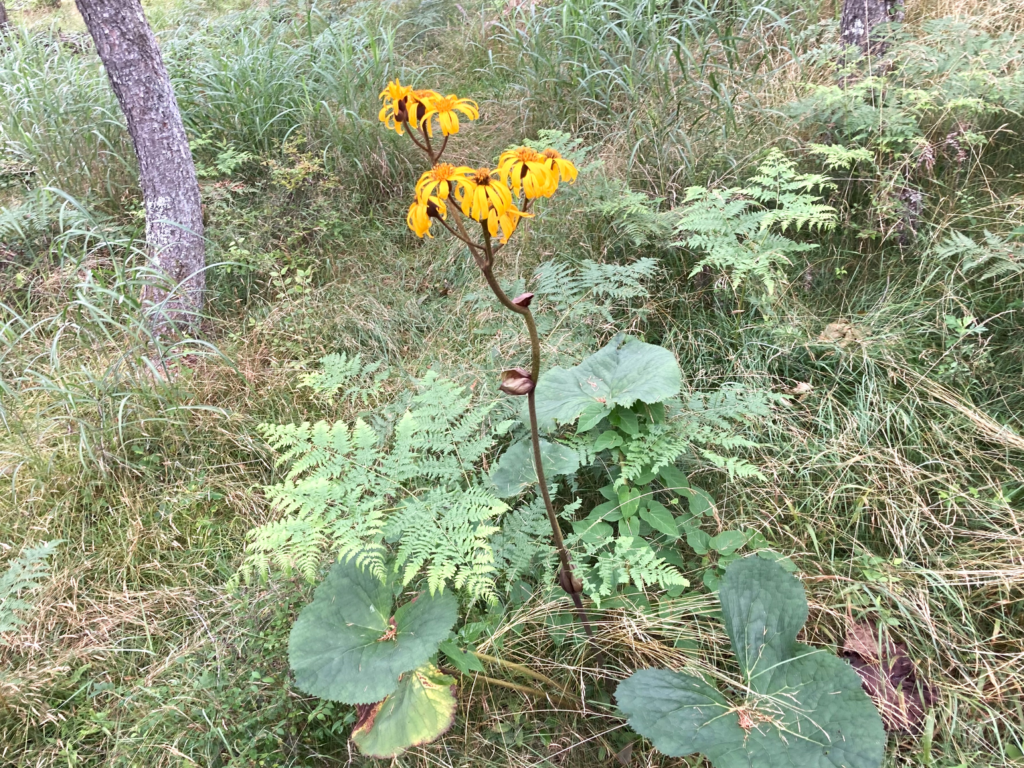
[499,367,535,396]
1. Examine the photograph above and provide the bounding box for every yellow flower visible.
[540,148,578,185]
[421,94,479,137]
[415,163,472,202]
[378,79,413,134]
[494,204,531,244]
[498,147,557,199]
[459,167,514,225]
[407,195,447,238]
[378,81,440,135]
[408,89,441,130]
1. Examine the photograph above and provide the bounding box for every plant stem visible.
[477,255,596,640]
[472,651,569,693]
[468,674,578,710]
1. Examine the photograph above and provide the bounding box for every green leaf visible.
[708,530,748,556]
[617,556,885,768]
[686,528,710,555]
[720,554,806,690]
[490,439,580,498]
[288,560,457,704]
[531,336,682,430]
[680,485,714,517]
[439,640,484,675]
[578,402,612,431]
[573,519,613,547]
[351,664,457,758]
[640,501,679,538]
[593,430,625,451]
[610,407,640,436]
[657,465,689,493]
[617,486,641,519]
[621,516,641,537]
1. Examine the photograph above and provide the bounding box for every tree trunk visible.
[0,1,9,30]
[840,0,904,56]
[75,0,204,338]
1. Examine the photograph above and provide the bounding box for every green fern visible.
[933,231,1023,282]
[580,536,688,602]
[384,486,505,600]
[240,373,510,601]
[302,352,387,404]
[0,541,60,638]
[672,150,836,299]
[532,257,659,326]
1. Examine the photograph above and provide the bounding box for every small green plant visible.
[672,150,836,307]
[617,555,885,768]
[0,540,60,637]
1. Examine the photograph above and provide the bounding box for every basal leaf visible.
[490,439,581,498]
[720,554,806,690]
[617,556,885,768]
[288,560,457,704]
[531,336,682,430]
[616,670,745,760]
[351,664,457,758]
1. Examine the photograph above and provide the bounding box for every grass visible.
[1,0,1023,765]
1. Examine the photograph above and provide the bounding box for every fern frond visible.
[0,541,60,637]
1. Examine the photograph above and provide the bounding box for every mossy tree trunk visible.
[840,0,904,55]
[75,0,205,339]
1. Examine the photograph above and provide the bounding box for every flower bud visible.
[512,292,534,308]
[499,367,534,396]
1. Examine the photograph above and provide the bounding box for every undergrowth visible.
[0,0,1022,766]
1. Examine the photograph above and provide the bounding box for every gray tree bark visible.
[840,0,904,56]
[0,2,9,29]
[75,0,204,338]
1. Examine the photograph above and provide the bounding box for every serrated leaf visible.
[351,664,457,758]
[720,554,807,689]
[617,556,885,768]
[531,336,682,430]
[640,501,679,538]
[490,439,580,498]
[288,560,457,704]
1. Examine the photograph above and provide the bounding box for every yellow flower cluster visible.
[379,81,578,243]
[378,79,479,138]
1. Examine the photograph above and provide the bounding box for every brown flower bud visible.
[512,292,534,308]
[499,367,534,396]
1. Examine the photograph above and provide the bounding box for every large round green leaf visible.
[489,438,581,498]
[351,664,457,758]
[530,335,682,431]
[617,556,885,768]
[288,560,457,704]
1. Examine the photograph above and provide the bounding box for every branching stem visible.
[402,125,595,640]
